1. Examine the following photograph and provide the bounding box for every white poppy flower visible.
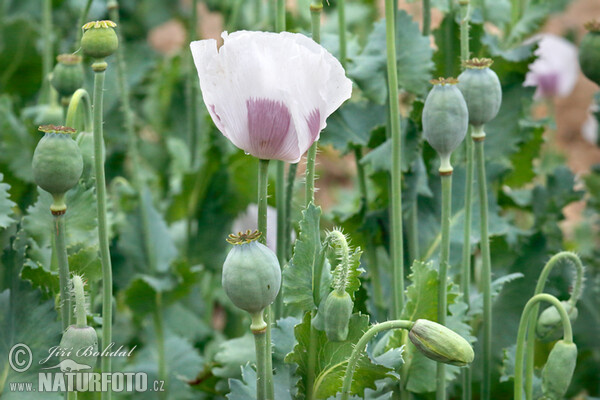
[524,34,579,99]
[190,31,352,163]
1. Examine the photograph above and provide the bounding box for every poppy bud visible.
[541,340,577,399]
[536,301,578,343]
[81,20,118,59]
[409,319,474,366]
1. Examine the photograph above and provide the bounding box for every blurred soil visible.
[148,0,600,232]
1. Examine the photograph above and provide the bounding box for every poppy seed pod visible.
[32,125,83,212]
[50,54,84,98]
[536,301,578,343]
[457,58,502,127]
[541,340,577,399]
[579,20,600,86]
[422,78,468,171]
[222,230,281,314]
[409,319,474,366]
[190,30,352,163]
[81,20,118,59]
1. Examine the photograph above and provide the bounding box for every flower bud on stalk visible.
[541,340,577,400]
[81,20,118,60]
[536,301,579,343]
[579,20,600,86]
[409,319,474,366]
[50,54,84,99]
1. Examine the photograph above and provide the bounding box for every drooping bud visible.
[457,58,502,127]
[50,54,84,98]
[81,20,118,59]
[408,319,474,366]
[222,230,281,314]
[541,340,577,399]
[323,290,353,342]
[536,301,578,343]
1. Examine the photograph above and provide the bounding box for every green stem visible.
[54,214,71,331]
[385,0,405,320]
[276,0,285,31]
[186,0,199,167]
[422,0,431,35]
[65,88,92,132]
[107,0,141,186]
[153,293,167,400]
[408,199,419,262]
[459,3,472,399]
[524,252,584,399]
[337,0,347,68]
[76,0,93,45]
[473,129,491,400]
[514,294,573,400]
[72,275,86,328]
[437,171,452,400]
[305,143,317,205]
[252,312,268,400]
[92,62,113,400]
[341,320,415,400]
[257,159,274,399]
[285,163,298,259]
[275,161,285,319]
[67,391,77,400]
[41,0,53,104]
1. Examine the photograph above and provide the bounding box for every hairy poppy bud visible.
[541,340,577,399]
[323,290,353,342]
[409,319,474,366]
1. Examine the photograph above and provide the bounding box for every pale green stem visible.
[338,0,347,67]
[92,61,113,400]
[186,0,199,166]
[459,3,472,399]
[41,0,53,104]
[153,293,167,400]
[65,88,92,132]
[107,0,141,186]
[55,214,71,331]
[514,294,573,400]
[340,320,415,400]
[72,275,86,328]
[252,311,268,400]
[385,0,405,320]
[285,163,298,259]
[524,252,584,399]
[276,0,285,30]
[473,127,491,400]
[257,159,274,399]
[422,0,431,35]
[437,171,452,400]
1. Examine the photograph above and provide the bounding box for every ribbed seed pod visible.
[457,58,502,127]
[579,20,600,86]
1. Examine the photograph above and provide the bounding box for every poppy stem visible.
[54,214,72,331]
[65,88,92,133]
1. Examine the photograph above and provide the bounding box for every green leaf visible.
[124,274,177,317]
[68,246,102,285]
[283,203,322,313]
[468,272,524,318]
[227,363,296,400]
[320,101,386,153]
[348,10,434,103]
[285,313,393,399]
[20,259,59,297]
[118,187,177,274]
[0,95,36,182]
[0,173,16,229]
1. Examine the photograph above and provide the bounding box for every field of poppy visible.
[0,0,599,399]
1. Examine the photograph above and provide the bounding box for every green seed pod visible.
[579,21,600,86]
[422,78,468,171]
[541,340,577,400]
[323,290,353,342]
[222,230,281,314]
[457,58,502,127]
[32,125,83,212]
[60,325,98,369]
[35,104,64,126]
[81,20,119,59]
[536,301,578,343]
[409,319,474,366]
[50,54,84,98]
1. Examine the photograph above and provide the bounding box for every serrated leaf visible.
[68,246,102,284]
[118,187,177,273]
[227,363,296,400]
[283,203,322,313]
[0,173,16,228]
[285,313,393,399]
[348,10,434,103]
[469,272,524,318]
[320,101,386,153]
[20,259,59,297]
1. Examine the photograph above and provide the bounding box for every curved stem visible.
[473,131,492,400]
[514,294,573,400]
[524,251,584,399]
[340,320,415,400]
[437,171,452,400]
[92,63,113,400]
[65,89,92,132]
[54,214,71,331]
[385,0,405,320]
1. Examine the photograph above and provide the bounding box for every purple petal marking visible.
[306,108,321,142]
[246,98,296,160]
[537,73,560,98]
